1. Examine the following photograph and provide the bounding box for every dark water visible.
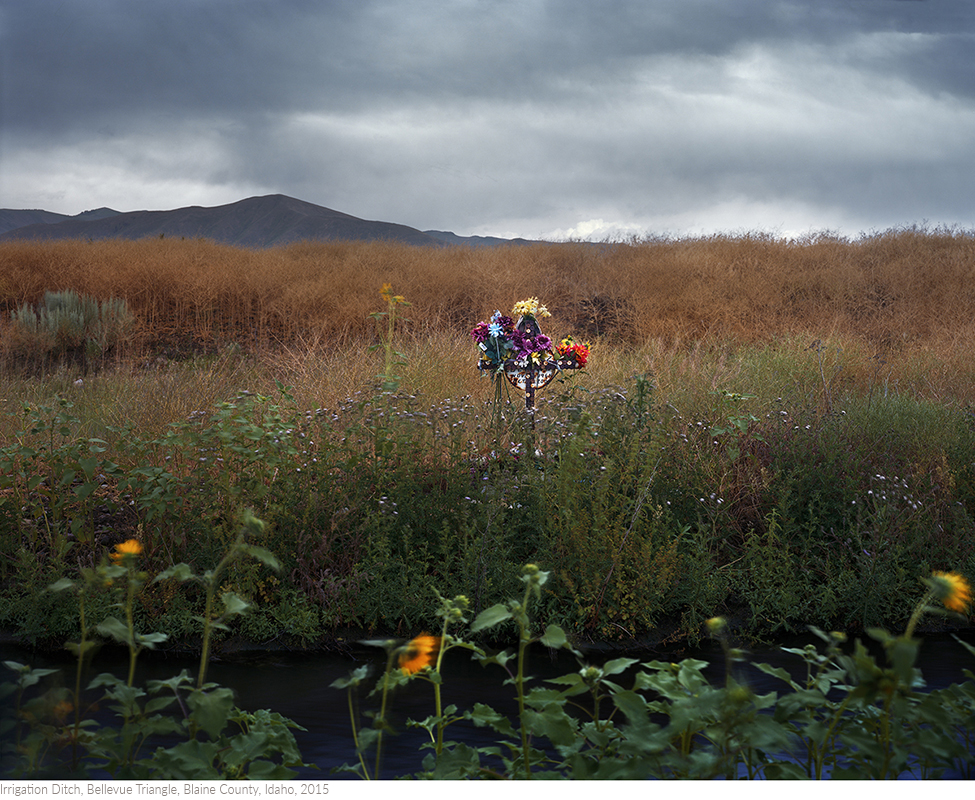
[2,630,974,779]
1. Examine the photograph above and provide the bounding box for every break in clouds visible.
[2,0,974,239]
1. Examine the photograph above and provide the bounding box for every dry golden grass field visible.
[2,227,975,413]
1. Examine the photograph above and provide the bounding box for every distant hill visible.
[0,195,537,248]
[423,230,537,248]
[73,207,123,222]
[0,209,71,234]
[0,207,122,236]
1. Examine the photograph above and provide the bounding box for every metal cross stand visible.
[477,313,584,425]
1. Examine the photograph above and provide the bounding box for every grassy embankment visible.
[1,229,975,649]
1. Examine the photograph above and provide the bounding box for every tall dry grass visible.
[2,226,974,358]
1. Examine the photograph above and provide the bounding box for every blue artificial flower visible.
[488,321,503,337]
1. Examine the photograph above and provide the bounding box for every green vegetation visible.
[7,558,971,779]
[1,333,974,647]
[1,515,308,779]
[332,566,975,780]
[1,233,974,778]
[7,289,132,371]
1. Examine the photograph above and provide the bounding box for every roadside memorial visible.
[471,298,590,429]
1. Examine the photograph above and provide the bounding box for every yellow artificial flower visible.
[930,571,972,613]
[398,633,440,675]
[380,283,393,303]
[511,297,551,319]
[110,539,142,564]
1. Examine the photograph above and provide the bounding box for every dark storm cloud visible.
[2,0,974,237]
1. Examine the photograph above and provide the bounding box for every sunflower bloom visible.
[52,700,74,722]
[930,571,973,613]
[398,633,440,675]
[110,539,142,564]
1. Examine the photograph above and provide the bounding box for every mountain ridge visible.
[0,195,538,248]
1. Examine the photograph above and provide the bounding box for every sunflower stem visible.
[904,588,936,640]
[374,647,397,780]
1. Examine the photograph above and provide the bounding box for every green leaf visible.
[547,673,585,687]
[611,689,650,724]
[474,649,516,669]
[245,760,299,781]
[4,664,60,688]
[764,761,808,779]
[65,640,100,659]
[471,603,512,632]
[888,636,919,685]
[154,563,197,583]
[220,591,251,618]
[524,705,578,747]
[753,661,799,688]
[96,616,132,645]
[147,669,194,694]
[145,696,179,714]
[525,687,567,707]
[187,688,236,739]
[74,481,98,500]
[426,742,483,779]
[223,730,270,768]
[602,657,639,676]
[88,672,127,691]
[136,631,169,649]
[148,739,222,779]
[539,624,568,649]
[466,703,516,736]
[78,455,99,475]
[330,665,372,690]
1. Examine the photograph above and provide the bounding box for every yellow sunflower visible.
[930,571,972,614]
[110,539,142,564]
[398,633,440,675]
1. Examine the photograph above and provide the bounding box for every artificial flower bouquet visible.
[471,298,589,373]
[556,335,590,367]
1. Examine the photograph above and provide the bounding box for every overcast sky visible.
[2,0,973,240]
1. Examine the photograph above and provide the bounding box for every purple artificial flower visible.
[510,328,529,358]
[471,321,491,343]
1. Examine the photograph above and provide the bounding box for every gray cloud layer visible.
[3,0,973,239]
